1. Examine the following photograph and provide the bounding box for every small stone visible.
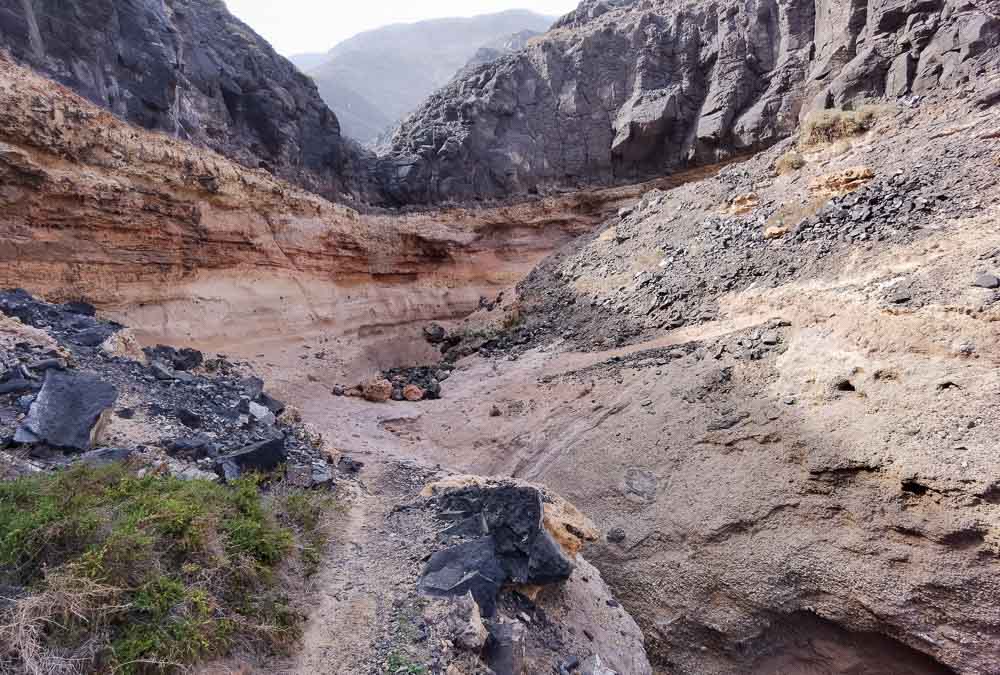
[607,527,627,543]
[403,384,425,401]
[151,361,176,380]
[338,456,364,473]
[423,323,447,344]
[214,436,286,481]
[248,401,276,426]
[973,273,999,289]
[176,408,203,429]
[362,378,393,403]
[889,290,912,304]
[761,331,780,346]
[490,405,502,417]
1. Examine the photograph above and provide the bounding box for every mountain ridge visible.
[301,9,556,143]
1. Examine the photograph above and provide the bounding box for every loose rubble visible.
[0,290,336,487]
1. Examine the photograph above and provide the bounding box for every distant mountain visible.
[457,29,543,79]
[304,10,555,144]
[289,53,329,71]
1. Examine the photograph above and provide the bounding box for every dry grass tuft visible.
[0,572,124,675]
[775,150,806,175]
[0,464,336,674]
[800,106,886,147]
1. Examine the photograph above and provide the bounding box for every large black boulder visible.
[14,371,118,451]
[419,537,507,616]
[419,484,576,616]
[440,486,574,585]
[214,436,287,482]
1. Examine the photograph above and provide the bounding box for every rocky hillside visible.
[0,0,372,201]
[456,29,543,80]
[379,0,1000,204]
[302,10,554,145]
[396,69,1000,674]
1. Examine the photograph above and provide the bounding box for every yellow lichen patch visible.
[722,192,760,215]
[809,166,875,198]
[0,315,66,356]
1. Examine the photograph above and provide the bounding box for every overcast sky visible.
[224,1,579,56]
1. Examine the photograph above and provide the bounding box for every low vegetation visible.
[0,464,334,674]
[775,150,806,175]
[800,105,886,146]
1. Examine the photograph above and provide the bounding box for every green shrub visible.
[0,464,333,673]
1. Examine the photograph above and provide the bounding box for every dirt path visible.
[291,468,382,675]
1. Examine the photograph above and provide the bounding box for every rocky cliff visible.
[0,51,634,346]
[0,0,371,201]
[379,0,1000,204]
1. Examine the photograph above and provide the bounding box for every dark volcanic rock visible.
[379,0,1000,204]
[420,484,576,615]
[14,371,118,451]
[0,0,373,201]
[146,345,204,372]
[420,537,509,616]
[214,436,287,481]
[973,273,1000,289]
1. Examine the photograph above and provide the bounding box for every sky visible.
[224,1,579,56]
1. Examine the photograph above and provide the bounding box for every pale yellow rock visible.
[99,328,146,364]
[723,192,760,215]
[765,225,790,239]
[0,314,64,354]
[809,166,874,197]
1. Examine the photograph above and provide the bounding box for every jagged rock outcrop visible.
[0,0,372,201]
[379,0,1000,204]
[457,29,543,78]
[397,70,1000,673]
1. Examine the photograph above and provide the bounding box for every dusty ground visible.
[6,33,1000,675]
[157,79,1000,675]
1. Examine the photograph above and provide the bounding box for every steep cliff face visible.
[379,0,1000,204]
[0,51,630,344]
[0,0,372,201]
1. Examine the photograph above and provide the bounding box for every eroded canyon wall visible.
[379,0,1000,203]
[0,52,604,343]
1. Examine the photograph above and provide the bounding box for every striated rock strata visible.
[0,51,637,345]
[0,0,372,200]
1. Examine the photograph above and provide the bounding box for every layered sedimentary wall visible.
[0,52,624,343]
